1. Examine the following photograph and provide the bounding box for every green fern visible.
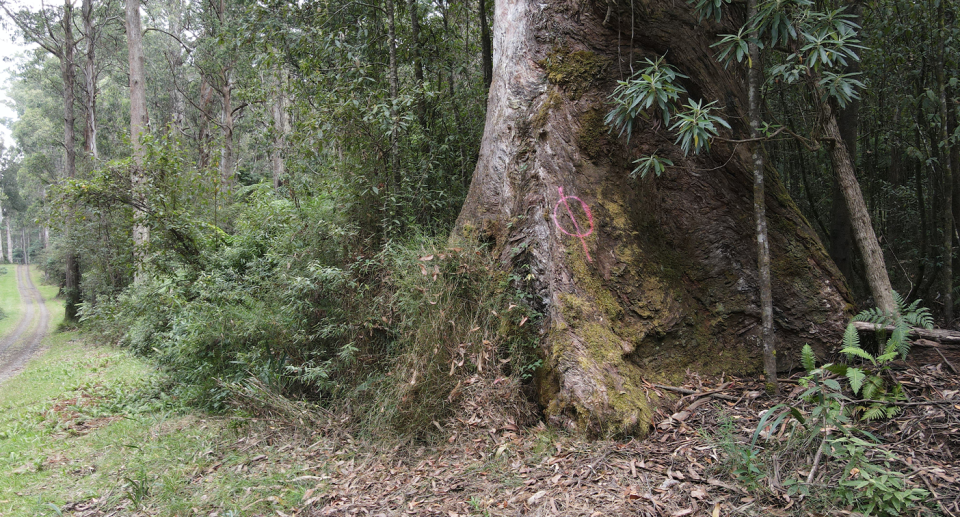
[845,367,866,394]
[839,291,929,421]
[801,344,817,372]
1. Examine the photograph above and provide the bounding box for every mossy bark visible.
[454,0,850,437]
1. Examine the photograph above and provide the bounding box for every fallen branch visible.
[852,322,960,345]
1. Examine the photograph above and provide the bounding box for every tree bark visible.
[478,0,492,89]
[830,0,861,293]
[747,0,777,396]
[219,69,235,189]
[385,0,400,230]
[814,86,896,315]
[454,0,849,436]
[937,1,953,326]
[126,0,149,281]
[5,217,12,265]
[270,68,290,190]
[62,0,82,322]
[81,0,97,159]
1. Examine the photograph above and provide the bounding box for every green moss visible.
[553,293,654,436]
[565,243,623,321]
[539,48,609,100]
[532,90,563,131]
[577,109,609,160]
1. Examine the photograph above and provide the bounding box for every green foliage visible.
[606,57,688,140]
[670,100,731,156]
[81,186,359,409]
[839,292,932,419]
[606,58,729,175]
[710,345,929,517]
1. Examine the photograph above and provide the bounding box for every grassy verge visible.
[29,265,65,333]
[0,265,23,339]
[0,331,326,517]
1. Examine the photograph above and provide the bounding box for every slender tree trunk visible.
[938,1,953,325]
[219,69,235,189]
[62,0,82,322]
[22,228,28,265]
[270,69,290,190]
[747,0,777,396]
[198,78,214,170]
[126,0,149,282]
[0,210,5,264]
[478,0,492,89]
[81,0,97,159]
[455,0,848,436]
[385,0,400,229]
[5,217,12,264]
[811,76,895,314]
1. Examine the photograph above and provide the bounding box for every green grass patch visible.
[29,265,65,332]
[0,332,329,516]
[0,265,23,339]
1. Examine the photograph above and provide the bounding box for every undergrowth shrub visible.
[353,237,541,437]
[81,185,360,409]
[81,186,541,437]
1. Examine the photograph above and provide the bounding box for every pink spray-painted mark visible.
[553,186,594,262]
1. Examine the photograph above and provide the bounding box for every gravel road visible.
[0,265,51,385]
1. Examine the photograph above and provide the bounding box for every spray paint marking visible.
[553,186,594,262]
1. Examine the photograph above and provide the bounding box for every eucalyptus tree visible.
[125,0,149,281]
[0,0,87,319]
[454,0,850,435]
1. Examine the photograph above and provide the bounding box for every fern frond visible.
[841,345,875,363]
[876,351,898,363]
[801,344,817,372]
[893,290,907,312]
[852,306,888,324]
[862,405,887,421]
[885,405,902,419]
[845,367,866,395]
[862,376,884,400]
[843,323,860,350]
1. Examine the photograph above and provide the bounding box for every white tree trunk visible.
[126,0,149,281]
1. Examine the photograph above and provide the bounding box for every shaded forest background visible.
[0,0,956,430]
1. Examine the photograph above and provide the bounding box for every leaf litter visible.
[55,344,960,517]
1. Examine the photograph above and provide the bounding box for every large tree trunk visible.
[126,0,149,282]
[454,0,849,436]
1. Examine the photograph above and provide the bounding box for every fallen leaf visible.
[690,488,707,499]
[527,490,547,505]
[658,478,679,491]
[671,509,693,517]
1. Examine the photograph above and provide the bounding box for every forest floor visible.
[0,306,957,516]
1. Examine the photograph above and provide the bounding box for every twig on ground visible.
[936,348,960,375]
[806,428,830,484]
[653,384,739,402]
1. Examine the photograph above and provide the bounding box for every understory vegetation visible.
[78,182,542,436]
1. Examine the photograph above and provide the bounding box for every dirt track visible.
[0,265,51,385]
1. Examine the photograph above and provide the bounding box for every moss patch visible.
[539,47,609,100]
[532,90,563,131]
[577,109,609,161]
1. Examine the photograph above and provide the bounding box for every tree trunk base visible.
[455,0,850,437]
